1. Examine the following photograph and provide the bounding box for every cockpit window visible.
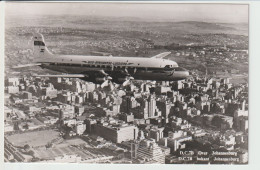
[164,65,172,68]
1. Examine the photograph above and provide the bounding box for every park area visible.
[6,131,114,162]
[6,130,60,147]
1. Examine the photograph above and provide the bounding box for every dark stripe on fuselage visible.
[39,62,188,81]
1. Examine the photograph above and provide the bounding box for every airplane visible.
[14,33,189,88]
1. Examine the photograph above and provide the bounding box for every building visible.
[75,123,86,135]
[23,91,32,99]
[8,78,20,86]
[8,86,19,94]
[159,131,192,152]
[157,101,172,119]
[94,121,139,143]
[43,84,58,98]
[119,113,134,123]
[148,126,164,142]
[136,139,165,164]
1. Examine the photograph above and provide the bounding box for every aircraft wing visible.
[33,74,87,78]
[12,63,42,68]
[151,52,171,59]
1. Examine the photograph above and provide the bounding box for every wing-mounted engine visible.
[80,70,115,89]
[113,68,136,86]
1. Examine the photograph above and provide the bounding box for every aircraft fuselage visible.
[36,55,189,83]
[31,33,189,85]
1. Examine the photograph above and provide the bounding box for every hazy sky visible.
[5,2,248,23]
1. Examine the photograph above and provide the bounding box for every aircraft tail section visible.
[33,33,53,60]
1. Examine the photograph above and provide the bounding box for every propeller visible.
[109,82,115,90]
[121,67,135,87]
[100,76,112,88]
[125,68,130,76]
[111,63,114,71]
[133,67,137,74]
[101,79,116,91]
[123,76,134,86]
[99,70,109,76]
[101,80,109,88]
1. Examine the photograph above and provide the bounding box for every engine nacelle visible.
[115,76,134,86]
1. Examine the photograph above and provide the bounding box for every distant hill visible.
[5,15,248,36]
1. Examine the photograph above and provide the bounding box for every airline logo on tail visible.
[33,33,53,58]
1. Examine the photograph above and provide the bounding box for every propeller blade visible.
[111,64,114,71]
[133,68,137,74]
[123,80,131,86]
[100,70,108,76]
[109,82,115,91]
[101,80,109,88]
[125,68,129,75]
[129,76,134,80]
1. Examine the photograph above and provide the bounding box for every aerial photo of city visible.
[4,3,248,164]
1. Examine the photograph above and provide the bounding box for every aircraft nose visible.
[184,70,189,77]
[174,67,189,78]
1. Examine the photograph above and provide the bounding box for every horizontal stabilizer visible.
[33,74,87,78]
[12,63,42,68]
[151,52,171,59]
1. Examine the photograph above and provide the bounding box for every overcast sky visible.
[5,2,248,23]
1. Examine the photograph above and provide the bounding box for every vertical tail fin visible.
[33,33,53,59]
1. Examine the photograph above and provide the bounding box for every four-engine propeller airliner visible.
[15,33,189,88]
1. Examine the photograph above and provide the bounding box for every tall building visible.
[157,101,172,119]
[148,126,164,142]
[137,139,165,164]
[148,95,156,117]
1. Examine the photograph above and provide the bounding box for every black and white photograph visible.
[3,2,249,164]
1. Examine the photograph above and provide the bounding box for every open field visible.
[33,138,116,161]
[34,146,95,160]
[6,130,60,147]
